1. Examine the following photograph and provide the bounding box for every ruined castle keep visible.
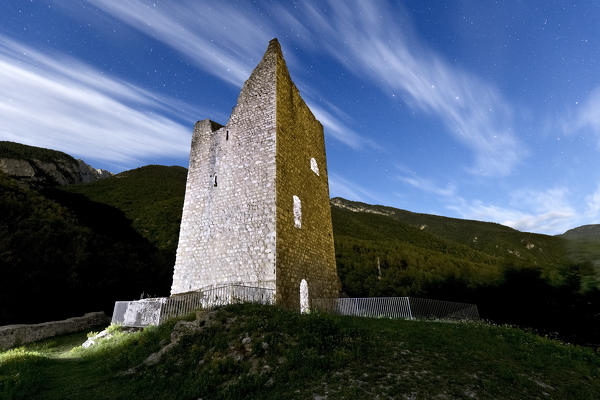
[170,39,340,309]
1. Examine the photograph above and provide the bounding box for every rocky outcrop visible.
[0,141,112,187]
[0,157,111,186]
[82,329,113,348]
[0,158,36,178]
[78,159,113,182]
[330,197,393,217]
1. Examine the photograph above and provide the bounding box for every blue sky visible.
[1,0,599,235]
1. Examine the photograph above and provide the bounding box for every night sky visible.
[1,0,599,235]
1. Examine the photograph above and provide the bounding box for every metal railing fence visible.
[160,285,274,322]
[112,285,274,327]
[409,297,479,320]
[113,287,479,327]
[312,297,479,321]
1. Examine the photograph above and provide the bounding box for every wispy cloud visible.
[83,1,525,169]
[399,175,456,197]
[82,1,272,86]
[567,87,600,147]
[395,164,589,234]
[447,187,578,234]
[328,173,378,203]
[308,103,379,150]
[453,201,574,234]
[294,1,525,176]
[387,162,597,233]
[395,165,456,198]
[81,0,377,151]
[585,184,600,221]
[0,36,194,169]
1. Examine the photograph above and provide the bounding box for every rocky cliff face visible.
[0,141,112,187]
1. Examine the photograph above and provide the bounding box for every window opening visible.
[300,279,309,313]
[310,157,319,175]
[293,195,301,228]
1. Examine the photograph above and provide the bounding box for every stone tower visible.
[171,39,340,309]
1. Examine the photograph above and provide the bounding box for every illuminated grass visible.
[1,303,598,399]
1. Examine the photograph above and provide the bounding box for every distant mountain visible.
[561,224,600,241]
[0,141,111,187]
[329,197,589,298]
[330,197,599,345]
[331,197,566,271]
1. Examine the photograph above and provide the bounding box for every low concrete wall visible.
[0,312,110,351]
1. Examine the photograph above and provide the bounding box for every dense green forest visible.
[0,172,170,324]
[65,165,188,258]
[1,147,598,344]
[330,200,599,345]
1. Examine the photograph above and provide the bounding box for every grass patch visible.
[1,303,598,399]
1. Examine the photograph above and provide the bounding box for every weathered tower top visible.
[171,38,340,309]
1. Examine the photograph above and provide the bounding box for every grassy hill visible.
[0,165,185,325]
[1,303,598,400]
[331,197,567,271]
[329,197,595,297]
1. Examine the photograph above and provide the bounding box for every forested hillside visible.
[559,224,600,292]
[0,172,170,324]
[65,165,188,259]
[1,156,598,344]
[330,197,593,297]
[330,199,599,345]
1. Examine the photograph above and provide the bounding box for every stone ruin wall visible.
[171,43,278,294]
[0,312,109,350]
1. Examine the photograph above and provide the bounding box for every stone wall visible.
[0,312,109,350]
[171,40,278,294]
[170,38,340,308]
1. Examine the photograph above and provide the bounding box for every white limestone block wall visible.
[171,40,279,294]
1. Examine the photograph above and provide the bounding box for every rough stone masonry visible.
[171,39,340,310]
